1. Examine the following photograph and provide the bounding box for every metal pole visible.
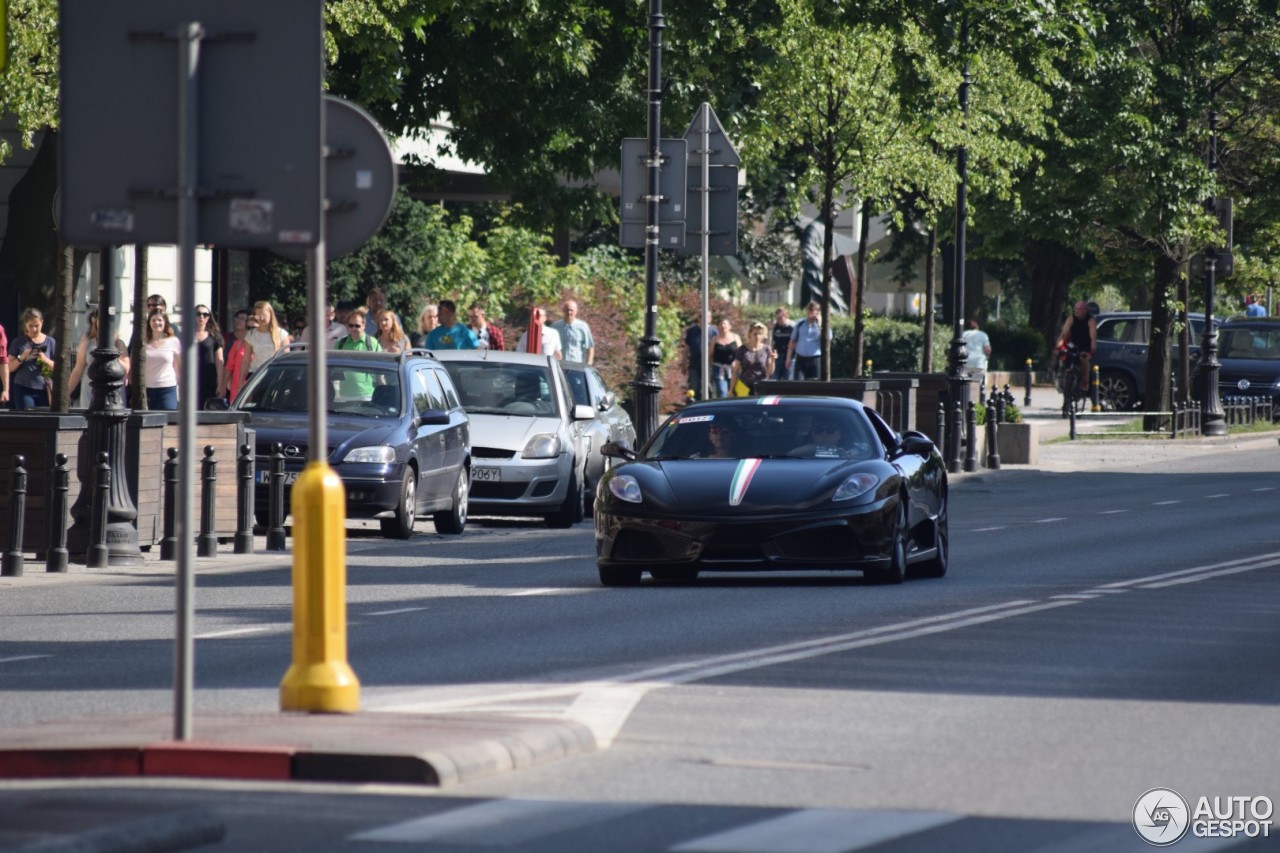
[173,20,204,743]
[700,103,711,403]
[631,0,665,444]
[946,16,971,474]
[1200,112,1226,436]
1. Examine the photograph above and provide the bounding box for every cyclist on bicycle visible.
[1057,300,1097,392]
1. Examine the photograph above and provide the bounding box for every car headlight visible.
[608,474,642,503]
[832,473,879,502]
[522,433,562,459]
[342,445,396,464]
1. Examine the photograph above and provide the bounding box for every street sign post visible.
[676,104,740,400]
[618,137,687,249]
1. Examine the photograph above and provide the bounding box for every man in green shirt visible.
[335,310,381,398]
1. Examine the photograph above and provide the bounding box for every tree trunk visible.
[922,222,938,372]
[1025,239,1078,366]
[819,179,835,382]
[1141,253,1178,425]
[52,247,77,411]
[853,197,871,372]
[1175,257,1191,404]
[0,131,60,334]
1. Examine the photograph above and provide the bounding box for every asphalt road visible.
[1,439,1278,851]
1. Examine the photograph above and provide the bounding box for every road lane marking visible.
[0,655,51,665]
[1035,517,1067,523]
[672,809,961,853]
[350,800,648,844]
[1098,509,1128,514]
[509,588,561,596]
[972,527,1005,532]
[1206,493,1229,498]
[368,607,428,616]
[194,626,280,639]
[1154,500,1181,505]
[1252,487,1275,492]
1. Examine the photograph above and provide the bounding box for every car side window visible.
[566,370,590,406]
[435,368,462,409]
[413,367,448,413]
[585,368,609,407]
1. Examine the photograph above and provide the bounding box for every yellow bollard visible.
[280,461,360,712]
[1092,364,1101,412]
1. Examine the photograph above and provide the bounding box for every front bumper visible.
[595,500,895,572]
[254,460,406,518]
[467,454,573,515]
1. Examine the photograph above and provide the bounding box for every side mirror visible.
[897,431,935,458]
[419,408,450,426]
[601,441,637,462]
[599,391,616,410]
[573,403,597,421]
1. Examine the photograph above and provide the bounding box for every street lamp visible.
[631,0,665,445]
[946,16,971,473]
[1197,110,1227,436]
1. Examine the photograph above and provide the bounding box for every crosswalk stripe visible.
[670,809,960,853]
[349,799,648,845]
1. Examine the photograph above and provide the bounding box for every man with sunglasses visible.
[336,310,382,352]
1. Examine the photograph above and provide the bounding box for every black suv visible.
[1214,317,1280,406]
[231,346,470,539]
[1093,311,1211,410]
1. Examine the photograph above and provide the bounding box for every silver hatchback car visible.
[433,350,596,528]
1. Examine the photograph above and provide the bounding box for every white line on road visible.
[194,626,281,639]
[0,655,52,665]
[1205,493,1229,499]
[672,808,961,853]
[1098,509,1129,514]
[972,527,1005,532]
[1154,500,1181,505]
[368,607,428,616]
[1035,517,1067,523]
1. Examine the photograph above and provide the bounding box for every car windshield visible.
[441,363,559,417]
[236,363,402,416]
[1219,328,1280,360]
[644,406,879,461]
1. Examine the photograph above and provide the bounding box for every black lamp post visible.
[631,0,665,445]
[1197,111,1227,436]
[67,248,143,564]
[946,16,971,473]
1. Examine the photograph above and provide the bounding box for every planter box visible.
[984,421,1038,465]
[0,413,88,555]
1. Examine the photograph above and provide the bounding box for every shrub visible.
[987,322,1046,371]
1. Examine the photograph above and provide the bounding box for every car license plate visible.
[256,470,299,485]
[472,467,501,482]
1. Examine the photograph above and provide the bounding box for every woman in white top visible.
[144,309,181,410]
[376,309,410,353]
[238,300,291,391]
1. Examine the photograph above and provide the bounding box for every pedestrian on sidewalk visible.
[962,319,992,383]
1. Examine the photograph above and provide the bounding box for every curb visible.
[0,713,598,789]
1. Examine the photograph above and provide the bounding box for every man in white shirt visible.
[552,299,594,364]
[517,306,563,359]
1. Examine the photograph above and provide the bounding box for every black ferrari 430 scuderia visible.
[593,396,948,586]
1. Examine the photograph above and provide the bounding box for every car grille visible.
[471,482,531,500]
[772,526,864,561]
[473,447,517,459]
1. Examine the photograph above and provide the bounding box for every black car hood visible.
[623,457,889,513]
[247,412,405,457]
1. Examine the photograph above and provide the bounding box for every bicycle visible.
[1057,344,1089,418]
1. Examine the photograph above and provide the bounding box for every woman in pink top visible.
[144,308,181,410]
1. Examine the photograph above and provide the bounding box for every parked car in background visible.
[562,361,637,516]
[231,345,470,539]
[433,350,596,528]
[1213,317,1280,407]
[1093,311,1211,410]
